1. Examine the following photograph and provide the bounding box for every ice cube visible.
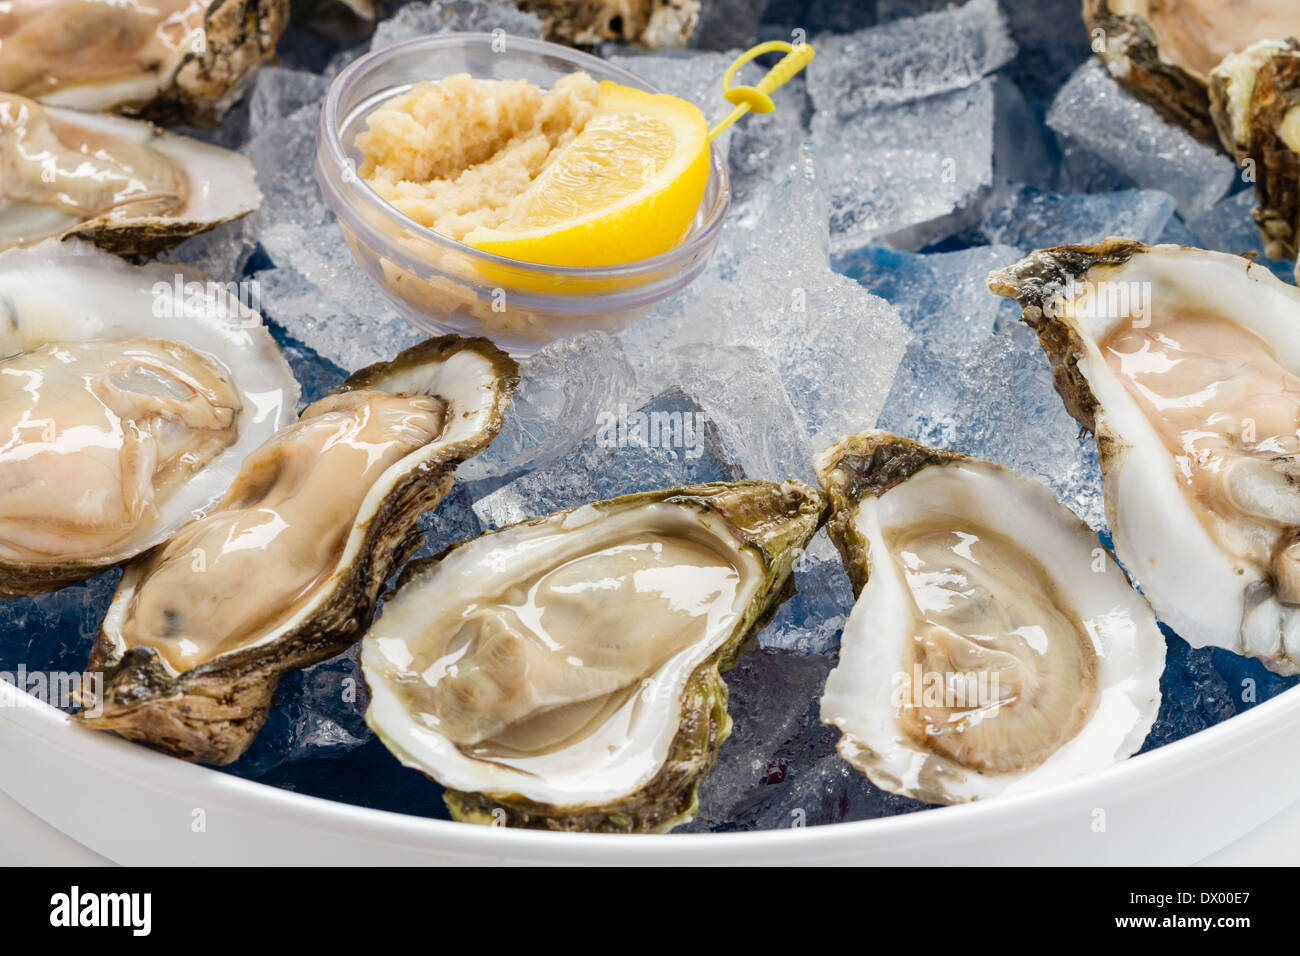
[1055,138,1139,195]
[161,215,260,283]
[813,77,997,252]
[681,648,835,831]
[240,83,436,372]
[457,332,638,484]
[248,66,331,133]
[992,76,1059,190]
[253,265,426,373]
[836,243,1024,356]
[1156,212,1199,247]
[757,532,854,653]
[635,345,816,484]
[243,99,339,263]
[726,83,809,208]
[409,481,487,559]
[264,315,349,408]
[228,647,371,778]
[471,391,740,529]
[624,146,907,450]
[1185,188,1298,283]
[979,186,1177,250]
[714,141,830,276]
[0,572,119,679]
[698,257,907,450]
[1135,628,1300,753]
[690,0,769,50]
[1000,0,1092,112]
[1047,61,1234,218]
[879,321,1106,530]
[806,0,1015,115]
[371,0,544,49]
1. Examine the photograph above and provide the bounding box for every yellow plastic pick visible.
[708,40,816,142]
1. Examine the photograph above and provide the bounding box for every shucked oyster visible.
[0,239,297,597]
[362,480,825,832]
[0,94,260,256]
[990,239,1300,674]
[80,336,518,765]
[1209,40,1300,261]
[815,431,1164,804]
[1085,0,1300,143]
[0,0,290,125]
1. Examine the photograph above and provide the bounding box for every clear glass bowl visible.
[316,32,732,357]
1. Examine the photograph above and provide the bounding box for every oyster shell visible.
[0,239,297,597]
[1085,0,1300,144]
[517,0,699,47]
[362,480,825,832]
[0,94,260,256]
[1209,39,1300,261]
[0,0,289,125]
[79,335,519,766]
[990,239,1300,674]
[815,431,1164,804]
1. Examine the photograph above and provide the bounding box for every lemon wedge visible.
[464,81,710,268]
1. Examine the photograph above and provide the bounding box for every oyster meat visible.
[80,335,519,766]
[362,480,825,832]
[1209,39,1300,261]
[0,94,261,255]
[815,431,1165,804]
[0,239,297,597]
[991,239,1300,674]
[1085,0,1300,144]
[0,0,289,125]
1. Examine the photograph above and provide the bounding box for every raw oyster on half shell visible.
[362,479,825,832]
[1209,39,1300,261]
[815,431,1164,804]
[1085,0,1300,144]
[0,239,297,597]
[990,239,1300,674]
[0,0,289,125]
[0,94,261,256]
[80,335,518,765]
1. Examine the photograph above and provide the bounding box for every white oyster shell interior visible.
[1054,246,1300,673]
[363,501,766,808]
[822,457,1164,804]
[0,98,261,249]
[0,239,298,567]
[1122,0,1300,79]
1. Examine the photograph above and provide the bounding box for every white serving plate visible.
[2,677,1299,865]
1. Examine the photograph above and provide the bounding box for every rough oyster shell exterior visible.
[1209,40,1300,261]
[1084,0,1219,144]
